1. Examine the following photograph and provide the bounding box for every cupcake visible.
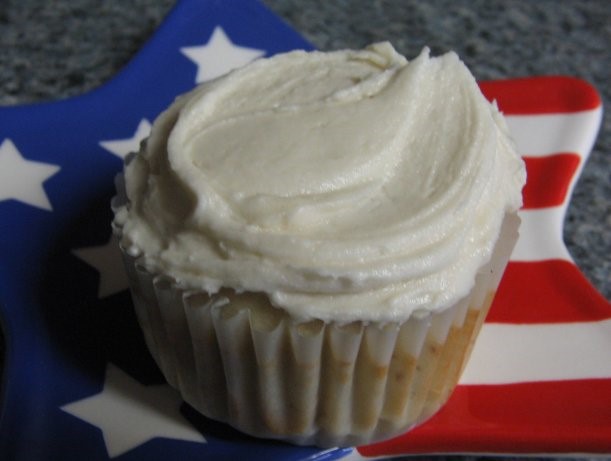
[112,42,526,447]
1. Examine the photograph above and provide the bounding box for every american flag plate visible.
[0,0,609,459]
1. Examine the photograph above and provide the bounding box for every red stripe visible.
[487,260,611,324]
[358,379,611,455]
[521,154,580,209]
[478,76,601,115]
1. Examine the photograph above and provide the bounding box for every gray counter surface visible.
[0,0,609,458]
[1,0,608,298]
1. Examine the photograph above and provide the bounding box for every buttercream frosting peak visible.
[116,43,526,323]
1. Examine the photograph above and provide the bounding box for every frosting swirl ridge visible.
[116,43,526,323]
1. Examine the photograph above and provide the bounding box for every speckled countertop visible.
[1,0,608,299]
[0,0,609,458]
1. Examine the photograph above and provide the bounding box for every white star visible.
[181,26,265,83]
[99,119,151,160]
[0,138,60,211]
[61,363,206,458]
[72,237,129,298]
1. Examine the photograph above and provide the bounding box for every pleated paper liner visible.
[113,173,520,446]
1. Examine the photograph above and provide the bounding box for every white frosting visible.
[115,43,526,323]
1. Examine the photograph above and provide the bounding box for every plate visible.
[0,0,609,459]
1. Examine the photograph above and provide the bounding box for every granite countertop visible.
[1,0,608,298]
[0,0,609,459]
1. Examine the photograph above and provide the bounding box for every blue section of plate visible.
[0,1,353,460]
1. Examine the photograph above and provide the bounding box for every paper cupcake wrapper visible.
[113,175,520,446]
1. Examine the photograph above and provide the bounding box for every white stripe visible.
[506,108,602,158]
[334,450,366,461]
[460,319,611,385]
[511,208,572,262]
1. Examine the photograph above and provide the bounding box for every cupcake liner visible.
[113,194,519,447]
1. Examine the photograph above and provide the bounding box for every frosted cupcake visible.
[112,42,526,447]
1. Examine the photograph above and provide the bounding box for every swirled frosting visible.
[114,43,526,323]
